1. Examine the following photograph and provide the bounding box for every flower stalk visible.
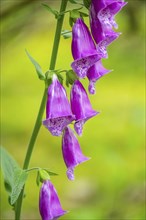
[15,1,68,219]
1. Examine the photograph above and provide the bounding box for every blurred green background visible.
[0,0,145,219]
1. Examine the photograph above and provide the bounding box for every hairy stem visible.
[15,1,68,219]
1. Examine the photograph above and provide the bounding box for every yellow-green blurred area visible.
[0,0,145,219]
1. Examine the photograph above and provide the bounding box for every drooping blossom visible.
[98,0,127,30]
[71,18,102,78]
[39,180,67,220]
[90,0,126,57]
[70,80,99,136]
[62,126,89,180]
[87,60,111,94]
[43,74,75,136]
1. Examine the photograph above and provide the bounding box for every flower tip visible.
[88,81,96,95]
[67,168,75,181]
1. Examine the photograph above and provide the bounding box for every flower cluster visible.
[40,0,126,219]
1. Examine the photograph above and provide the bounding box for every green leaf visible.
[36,171,40,186]
[56,73,63,85]
[61,30,72,39]
[10,169,28,205]
[79,11,89,18]
[70,9,80,20]
[25,50,45,80]
[68,0,78,4]
[83,0,91,9]
[69,16,74,27]
[44,169,58,176]
[39,169,50,182]
[42,4,59,19]
[66,70,78,87]
[0,147,19,194]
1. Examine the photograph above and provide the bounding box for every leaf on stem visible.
[25,50,45,80]
[10,169,28,205]
[68,0,78,4]
[44,169,58,176]
[0,147,19,194]
[42,4,59,19]
[61,30,72,39]
[83,0,91,9]
[0,147,28,206]
[66,70,78,87]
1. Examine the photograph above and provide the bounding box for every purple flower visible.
[43,74,75,136]
[70,80,99,136]
[39,180,67,220]
[71,18,102,78]
[87,60,111,94]
[62,126,89,180]
[98,0,127,30]
[90,0,123,57]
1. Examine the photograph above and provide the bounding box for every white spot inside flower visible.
[67,167,74,181]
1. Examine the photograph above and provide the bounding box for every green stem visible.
[49,0,68,70]
[15,1,68,219]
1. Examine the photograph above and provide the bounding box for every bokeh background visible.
[0,0,145,219]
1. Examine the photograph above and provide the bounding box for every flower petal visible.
[62,126,89,180]
[43,74,75,136]
[39,180,67,220]
[71,80,99,135]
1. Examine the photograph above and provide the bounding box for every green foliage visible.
[56,72,64,85]
[45,70,64,86]
[39,169,50,182]
[1,147,19,194]
[0,147,28,206]
[83,0,91,9]
[69,8,88,26]
[66,70,78,87]
[68,0,79,4]
[61,30,72,39]
[10,169,28,205]
[36,168,58,186]
[42,4,59,19]
[25,50,45,80]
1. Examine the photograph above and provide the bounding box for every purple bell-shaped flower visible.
[39,180,67,220]
[62,126,89,181]
[87,60,111,94]
[43,74,75,136]
[70,80,99,136]
[98,0,127,31]
[90,0,122,57]
[71,18,102,78]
